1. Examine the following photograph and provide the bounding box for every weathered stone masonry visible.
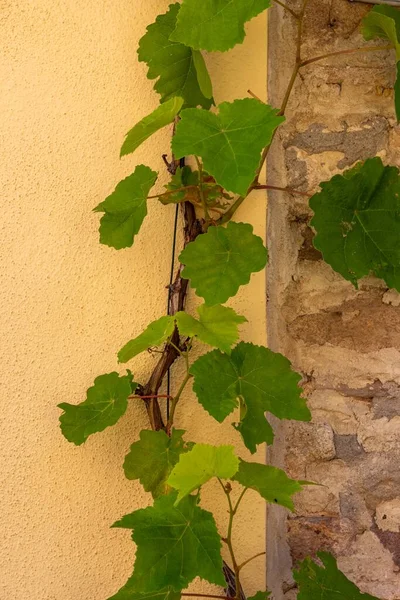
[267,2,400,598]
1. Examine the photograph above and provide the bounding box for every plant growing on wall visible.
[59,2,400,598]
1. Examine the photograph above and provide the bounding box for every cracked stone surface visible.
[267,1,400,598]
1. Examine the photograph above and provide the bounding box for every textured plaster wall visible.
[1,2,267,599]
[267,1,400,599]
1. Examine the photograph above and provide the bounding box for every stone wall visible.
[267,1,400,598]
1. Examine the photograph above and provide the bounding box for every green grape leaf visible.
[310,157,400,291]
[294,552,379,600]
[192,50,213,99]
[120,97,183,157]
[175,304,247,354]
[58,371,136,445]
[109,585,179,600]
[191,349,239,423]
[118,316,175,363]
[93,165,157,250]
[362,5,400,121]
[123,429,192,498]
[172,99,284,195]
[170,0,271,52]
[113,493,225,592]
[395,62,400,121]
[362,5,400,60]
[167,443,239,503]
[233,460,308,511]
[138,3,213,109]
[191,342,310,453]
[248,592,270,600]
[179,222,268,305]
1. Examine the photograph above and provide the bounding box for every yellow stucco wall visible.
[1,2,267,598]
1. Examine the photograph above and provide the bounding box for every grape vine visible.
[59,2,400,599]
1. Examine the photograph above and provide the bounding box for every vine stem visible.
[181,595,234,600]
[129,394,172,400]
[254,184,310,197]
[238,551,266,572]
[217,480,248,600]
[300,44,394,67]
[273,0,299,19]
[218,0,309,225]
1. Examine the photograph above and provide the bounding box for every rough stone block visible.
[308,390,361,435]
[376,500,400,534]
[358,417,400,453]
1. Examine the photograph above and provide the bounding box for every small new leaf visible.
[118,315,175,363]
[124,429,192,497]
[159,166,199,204]
[294,552,379,600]
[138,3,213,108]
[172,99,284,195]
[191,342,310,453]
[113,493,225,592]
[94,165,157,250]
[58,371,135,445]
[310,157,400,291]
[179,222,268,305]
[233,460,309,511]
[175,304,247,354]
[170,0,271,52]
[120,97,183,157]
[167,443,239,503]
[159,166,231,209]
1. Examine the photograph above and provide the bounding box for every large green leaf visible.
[191,342,310,453]
[172,99,284,195]
[109,586,179,600]
[294,552,379,600]
[179,222,267,305]
[118,316,175,363]
[362,5,400,60]
[175,304,247,354]
[120,98,183,157]
[170,0,271,52]
[123,430,192,498]
[58,372,135,445]
[94,165,157,250]
[192,50,213,100]
[362,5,400,120]
[167,443,239,503]
[113,493,225,592]
[138,3,213,109]
[310,157,400,291]
[233,460,308,511]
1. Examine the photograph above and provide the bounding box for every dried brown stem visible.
[137,201,203,431]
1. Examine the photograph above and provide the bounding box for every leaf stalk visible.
[166,351,192,434]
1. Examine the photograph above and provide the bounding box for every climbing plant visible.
[59,2,400,599]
